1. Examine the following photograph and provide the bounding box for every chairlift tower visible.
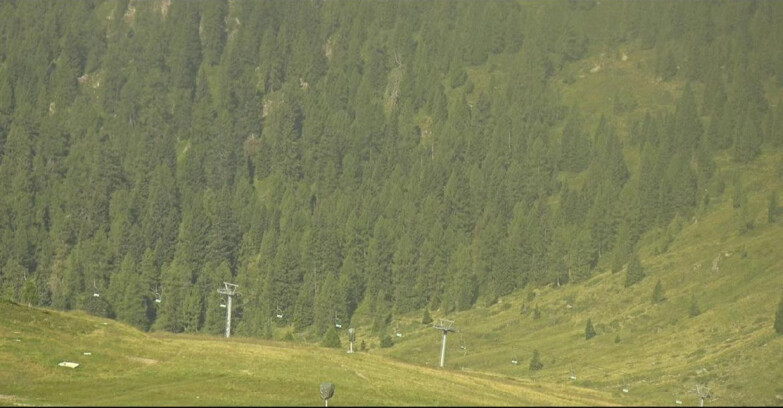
[432,319,458,368]
[92,279,101,297]
[151,285,161,304]
[693,384,713,407]
[347,328,356,353]
[217,282,239,338]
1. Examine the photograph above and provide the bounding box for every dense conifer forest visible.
[1,0,782,340]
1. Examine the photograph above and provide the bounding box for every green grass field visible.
[0,299,623,406]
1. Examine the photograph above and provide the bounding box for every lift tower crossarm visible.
[217,282,239,338]
[432,319,458,368]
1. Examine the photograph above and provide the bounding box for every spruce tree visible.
[732,178,746,209]
[153,259,189,333]
[585,318,596,340]
[560,108,590,172]
[380,334,394,348]
[775,296,783,335]
[121,269,151,331]
[392,235,418,315]
[1,258,26,301]
[422,308,433,325]
[611,221,633,273]
[371,290,391,335]
[733,110,762,163]
[449,243,479,311]
[21,278,38,307]
[690,293,701,317]
[263,321,274,340]
[652,279,666,303]
[625,255,645,287]
[82,294,113,318]
[182,286,204,334]
[113,254,150,331]
[321,326,342,348]
[313,271,340,336]
[529,349,543,371]
[772,98,783,147]
[199,0,228,66]
[293,280,315,332]
[735,192,754,234]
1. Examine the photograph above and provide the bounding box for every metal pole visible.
[225,294,232,338]
[440,330,447,368]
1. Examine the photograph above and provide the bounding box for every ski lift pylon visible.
[151,286,162,303]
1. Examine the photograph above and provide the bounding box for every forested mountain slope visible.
[0,0,782,348]
[379,145,783,405]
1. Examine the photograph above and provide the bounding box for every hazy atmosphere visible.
[1,0,782,406]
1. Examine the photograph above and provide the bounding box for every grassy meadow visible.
[0,299,622,406]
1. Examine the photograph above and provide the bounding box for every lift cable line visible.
[432,319,458,368]
[217,282,239,338]
[151,272,276,292]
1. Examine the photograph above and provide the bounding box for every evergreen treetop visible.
[625,255,645,287]
[585,318,596,340]
[775,296,783,335]
[652,279,666,303]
